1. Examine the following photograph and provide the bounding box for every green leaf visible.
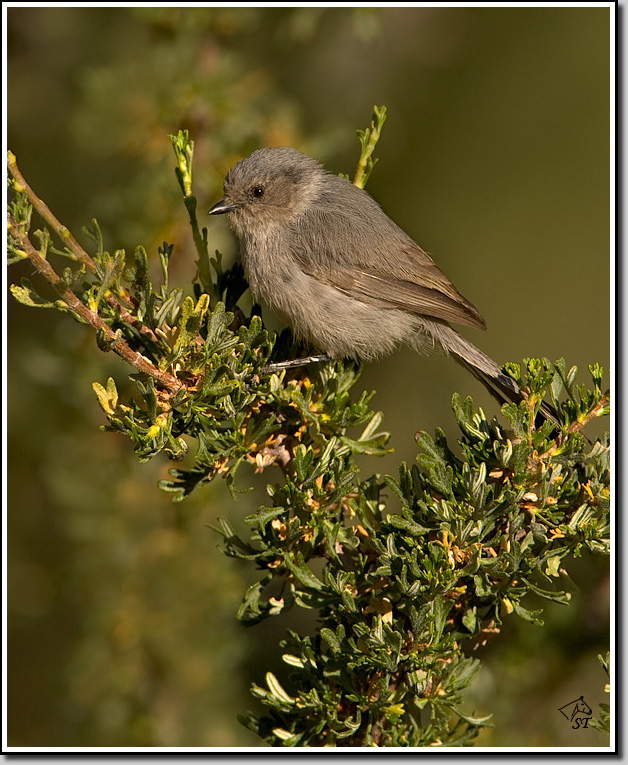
[265,672,295,705]
[446,656,481,691]
[171,293,210,359]
[462,607,477,633]
[429,596,453,641]
[511,600,544,625]
[284,552,324,591]
[550,368,564,402]
[244,505,285,528]
[502,402,530,439]
[10,279,56,308]
[92,377,119,415]
[292,444,314,484]
[415,431,454,496]
[321,627,343,654]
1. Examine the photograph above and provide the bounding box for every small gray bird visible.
[208,147,528,409]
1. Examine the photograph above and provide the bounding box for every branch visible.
[7,151,98,274]
[8,212,182,393]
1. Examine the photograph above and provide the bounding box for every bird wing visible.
[326,256,486,329]
[289,197,487,330]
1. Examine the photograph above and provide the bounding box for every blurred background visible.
[7,6,611,748]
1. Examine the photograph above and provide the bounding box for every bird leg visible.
[260,354,330,374]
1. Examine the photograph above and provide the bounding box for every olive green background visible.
[7,6,612,748]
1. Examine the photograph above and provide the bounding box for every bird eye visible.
[251,187,264,198]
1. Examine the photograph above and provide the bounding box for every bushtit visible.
[209,147,536,411]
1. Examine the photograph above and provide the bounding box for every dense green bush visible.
[8,112,610,746]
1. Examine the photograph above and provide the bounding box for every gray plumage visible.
[209,147,523,407]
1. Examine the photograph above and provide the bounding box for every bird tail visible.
[424,322,559,425]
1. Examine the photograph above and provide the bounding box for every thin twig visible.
[353,105,387,189]
[8,151,98,274]
[8,213,182,393]
[8,152,147,331]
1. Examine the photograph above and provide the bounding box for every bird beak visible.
[208,199,239,215]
